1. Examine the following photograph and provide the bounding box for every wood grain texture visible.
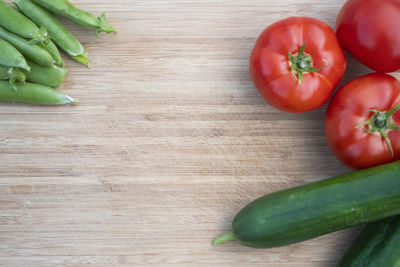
[1,0,399,266]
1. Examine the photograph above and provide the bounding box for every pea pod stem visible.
[8,68,26,90]
[0,66,26,90]
[96,12,116,36]
[32,0,116,36]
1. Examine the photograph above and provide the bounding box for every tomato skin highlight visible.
[336,0,400,73]
[250,17,346,113]
[325,73,400,170]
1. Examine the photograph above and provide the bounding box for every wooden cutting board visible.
[1,0,396,266]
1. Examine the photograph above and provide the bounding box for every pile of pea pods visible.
[0,0,115,105]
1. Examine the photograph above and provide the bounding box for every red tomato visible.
[325,73,400,170]
[250,17,347,113]
[337,0,400,73]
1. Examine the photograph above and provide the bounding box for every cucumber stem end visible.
[213,232,235,246]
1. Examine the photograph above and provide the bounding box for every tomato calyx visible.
[356,103,400,156]
[288,44,327,85]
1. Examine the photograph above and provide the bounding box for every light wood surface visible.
[1,0,397,266]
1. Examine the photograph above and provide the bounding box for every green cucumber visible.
[213,161,400,248]
[338,215,400,267]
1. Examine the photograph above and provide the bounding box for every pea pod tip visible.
[65,95,79,105]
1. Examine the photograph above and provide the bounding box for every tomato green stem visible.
[356,102,400,156]
[213,232,235,246]
[387,102,400,116]
[288,44,327,85]
[374,113,387,128]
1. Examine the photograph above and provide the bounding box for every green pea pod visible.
[31,0,116,36]
[0,66,12,80]
[0,65,26,90]
[23,60,67,87]
[43,40,65,67]
[338,215,400,267]
[0,81,77,105]
[0,26,54,67]
[0,60,66,88]
[14,0,90,67]
[0,0,49,44]
[0,39,30,71]
[0,0,63,67]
